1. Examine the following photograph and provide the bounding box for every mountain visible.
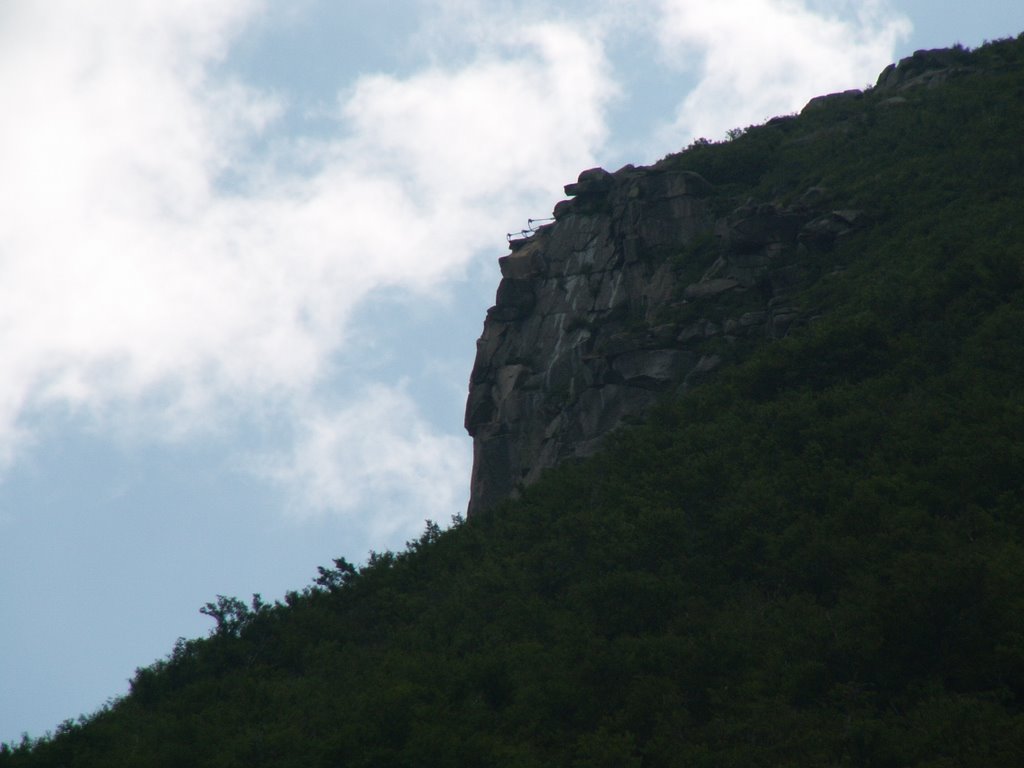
[5,35,1024,767]
[465,41,1023,517]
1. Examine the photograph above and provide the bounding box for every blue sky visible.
[1,0,1021,745]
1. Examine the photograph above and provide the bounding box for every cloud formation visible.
[654,0,911,142]
[0,0,909,526]
[0,2,615,519]
[261,385,472,535]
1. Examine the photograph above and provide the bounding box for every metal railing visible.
[506,217,555,243]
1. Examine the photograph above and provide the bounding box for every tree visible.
[199,594,260,638]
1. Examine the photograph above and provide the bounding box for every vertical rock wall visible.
[464,163,860,516]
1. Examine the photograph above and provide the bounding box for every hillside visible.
[4,35,1024,767]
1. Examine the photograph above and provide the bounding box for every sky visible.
[1,0,1021,745]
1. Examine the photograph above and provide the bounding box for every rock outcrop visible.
[460,33,1012,515]
[464,161,864,516]
[798,46,975,115]
[874,47,976,91]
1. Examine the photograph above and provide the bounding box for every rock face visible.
[464,163,864,516]
[874,47,975,91]
[798,47,974,114]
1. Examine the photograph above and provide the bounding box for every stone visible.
[644,170,713,199]
[799,210,864,252]
[466,153,852,515]
[718,205,807,254]
[768,266,805,300]
[684,354,722,388]
[799,214,849,251]
[498,242,544,279]
[801,88,863,113]
[564,167,613,197]
[677,321,708,344]
[683,278,739,299]
[611,350,694,386]
[833,210,864,225]
[874,48,975,91]
[578,167,613,184]
[488,278,535,322]
[800,187,831,206]
[768,308,801,339]
[553,199,575,219]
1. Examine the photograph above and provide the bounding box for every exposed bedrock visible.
[464,163,863,516]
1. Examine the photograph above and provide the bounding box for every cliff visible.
[465,151,861,515]
[464,38,1023,516]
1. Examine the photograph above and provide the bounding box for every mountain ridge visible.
[464,36,1023,517]
[4,33,1024,767]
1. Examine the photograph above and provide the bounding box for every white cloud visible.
[654,0,911,142]
[0,2,615,515]
[0,0,909,524]
[339,21,612,216]
[258,386,472,538]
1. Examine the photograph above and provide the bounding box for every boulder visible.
[553,199,575,219]
[564,167,613,197]
[799,210,864,251]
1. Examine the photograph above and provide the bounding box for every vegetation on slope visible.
[4,34,1024,767]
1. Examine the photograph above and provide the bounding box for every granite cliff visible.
[464,165,862,515]
[463,45,982,516]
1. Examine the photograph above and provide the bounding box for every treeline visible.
[4,33,1024,768]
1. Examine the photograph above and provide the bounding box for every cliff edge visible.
[463,40,1012,516]
[465,162,868,515]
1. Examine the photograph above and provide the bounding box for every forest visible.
[4,34,1024,767]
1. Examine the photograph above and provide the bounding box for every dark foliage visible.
[5,34,1024,767]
